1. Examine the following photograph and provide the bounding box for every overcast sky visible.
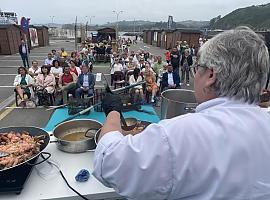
[1,0,270,25]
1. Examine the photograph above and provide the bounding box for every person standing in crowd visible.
[19,40,30,68]
[170,47,180,75]
[14,66,34,106]
[93,27,270,200]
[161,64,180,91]
[165,48,171,64]
[44,53,54,66]
[58,64,78,104]
[180,49,193,86]
[75,64,95,98]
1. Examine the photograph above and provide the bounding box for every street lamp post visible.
[49,16,55,27]
[49,16,55,37]
[112,10,123,41]
[85,16,95,38]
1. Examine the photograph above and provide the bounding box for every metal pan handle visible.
[26,152,51,166]
[85,128,99,138]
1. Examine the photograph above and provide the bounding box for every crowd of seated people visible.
[13,40,192,107]
[79,42,112,63]
[108,49,183,103]
[13,47,96,107]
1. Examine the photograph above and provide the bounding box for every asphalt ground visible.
[0,40,194,128]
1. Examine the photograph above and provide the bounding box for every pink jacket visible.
[36,73,56,93]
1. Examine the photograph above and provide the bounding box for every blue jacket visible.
[76,73,95,89]
[162,72,180,88]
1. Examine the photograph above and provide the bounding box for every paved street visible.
[0,40,194,128]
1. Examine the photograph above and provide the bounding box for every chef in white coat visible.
[93,26,270,200]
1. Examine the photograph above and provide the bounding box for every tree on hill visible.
[210,3,270,30]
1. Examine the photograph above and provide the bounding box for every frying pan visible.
[0,126,51,172]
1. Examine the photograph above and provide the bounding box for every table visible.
[2,105,160,199]
[44,105,160,132]
[2,139,122,200]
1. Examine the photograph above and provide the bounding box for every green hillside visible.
[211,3,270,30]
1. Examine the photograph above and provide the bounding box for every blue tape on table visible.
[75,169,90,182]
[44,105,160,132]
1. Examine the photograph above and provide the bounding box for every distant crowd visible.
[14,38,198,107]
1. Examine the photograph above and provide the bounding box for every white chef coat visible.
[93,97,270,200]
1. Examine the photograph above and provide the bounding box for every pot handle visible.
[184,103,197,112]
[27,152,51,166]
[85,128,99,138]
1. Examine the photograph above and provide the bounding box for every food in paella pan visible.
[122,123,146,136]
[0,131,44,170]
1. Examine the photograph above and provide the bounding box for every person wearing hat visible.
[93,27,270,199]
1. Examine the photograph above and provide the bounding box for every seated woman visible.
[145,70,159,103]
[141,61,155,78]
[129,68,144,104]
[36,65,56,106]
[13,66,34,106]
[50,60,63,89]
[51,60,63,78]
[69,60,81,76]
[110,57,123,86]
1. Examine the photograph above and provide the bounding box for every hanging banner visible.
[29,28,39,47]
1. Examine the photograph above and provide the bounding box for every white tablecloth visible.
[1,140,121,200]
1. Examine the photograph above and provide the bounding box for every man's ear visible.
[206,68,216,88]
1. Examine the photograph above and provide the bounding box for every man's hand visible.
[260,89,270,102]
[101,93,122,116]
